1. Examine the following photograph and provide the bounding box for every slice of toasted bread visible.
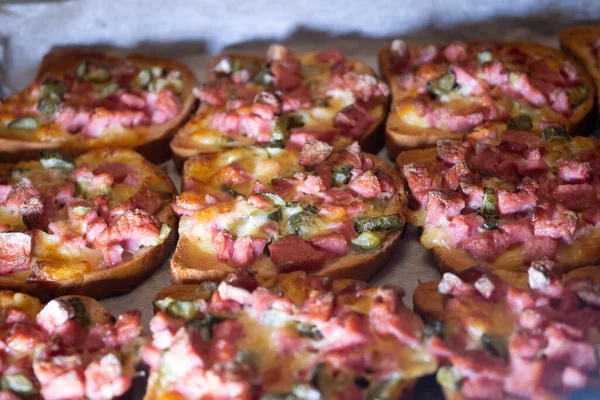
[379,41,595,158]
[171,153,405,284]
[0,48,198,164]
[397,146,600,278]
[170,51,388,169]
[560,27,600,113]
[0,149,178,301]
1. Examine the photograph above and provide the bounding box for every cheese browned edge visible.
[378,41,596,159]
[561,27,600,114]
[0,148,178,302]
[412,266,600,400]
[0,48,198,164]
[169,53,388,170]
[170,153,406,284]
[396,147,600,278]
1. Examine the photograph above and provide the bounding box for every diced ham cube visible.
[447,111,485,132]
[552,183,597,211]
[84,353,131,400]
[209,111,241,132]
[438,273,476,296]
[452,65,483,95]
[0,232,32,274]
[447,214,484,245]
[288,128,338,151]
[316,49,346,65]
[460,230,508,262]
[268,235,328,272]
[426,190,465,226]
[271,61,302,91]
[297,175,327,195]
[517,148,548,176]
[308,232,348,256]
[511,73,547,106]
[504,357,544,398]
[479,61,508,86]
[332,104,374,140]
[532,203,578,241]
[250,92,280,120]
[442,161,473,190]
[499,218,534,244]
[557,159,592,183]
[562,366,588,389]
[497,188,538,216]
[551,89,572,116]
[403,163,438,207]
[523,237,558,263]
[436,139,470,164]
[230,236,268,268]
[280,85,312,113]
[347,171,381,199]
[320,314,371,352]
[341,72,389,102]
[93,162,140,187]
[213,230,234,262]
[443,42,470,63]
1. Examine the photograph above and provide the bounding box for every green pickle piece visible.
[542,125,571,141]
[426,73,456,97]
[354,214,402,234]
[351,231,383,249]
[8,117,38,130]
[568,85,588,108]
[40,150,75,169]
[506,115,532,131]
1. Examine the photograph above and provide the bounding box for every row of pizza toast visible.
[1,26,600,399]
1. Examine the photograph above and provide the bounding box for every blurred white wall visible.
[1,0,599,89]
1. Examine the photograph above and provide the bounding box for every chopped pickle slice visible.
[477,49,493,64]
[40,150,75,169]
[351,231,384,249]
[354,214,402,234]
[542,125,571,141]
[426,73,456,97]
[8,117,38,130]
[568,85,588,108]
[506,114,532,131]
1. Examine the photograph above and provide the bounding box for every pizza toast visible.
[560,26,600,112]
[0,48,197,164]
[397,123,600,278]
[413,265,600,399]
[170,142,406,284]
[141,271,437,400]
[379,40,595,158]
[0,290,145,399]
[170,45,390,168]
[0,148,177,301]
